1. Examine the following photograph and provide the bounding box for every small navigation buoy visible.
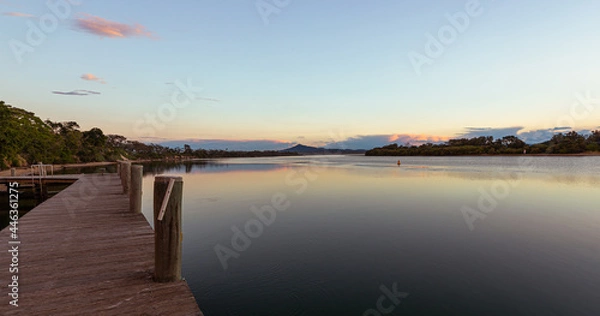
[397,160,401,166]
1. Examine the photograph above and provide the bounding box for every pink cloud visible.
[80,73,106,84]
[74,14,156,39]
[2,12,34,18]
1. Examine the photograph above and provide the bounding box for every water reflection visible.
[142,160,288,176]
[138,156,600,315]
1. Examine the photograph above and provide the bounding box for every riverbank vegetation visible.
[366,133,600,156]
[0,101,296,170]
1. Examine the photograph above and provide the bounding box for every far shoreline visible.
[366,152,600,157]
[383,152,600,157]
[2,153,599,176]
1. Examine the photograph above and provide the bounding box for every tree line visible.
[0,101,296,170]
[366,132,600,156]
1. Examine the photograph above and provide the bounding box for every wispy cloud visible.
[388,134,449,144]
[518,127,595,143]
[165,82,219,102]
[196,96,220,102]
[2,12,34,18]
[52,90,101,96]
[74,13,156,39]
[457,127,524,140]
[325,134,449,149]
[80,73,106,84]
[458,126,595,144]
[517,129,561,144]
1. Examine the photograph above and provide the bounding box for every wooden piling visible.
[119,161,126,182]
[153,176,183,282]
[119,160,128,178]
[118,162,122,185]
[121,162,131,194]
[130,165,143,214]
[10,168,16,176]
[41,183,48,199]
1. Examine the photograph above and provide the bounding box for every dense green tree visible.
[498,136,526,149]
[1,101,59,167]
[366,131,598,156]
[46,120,83,163]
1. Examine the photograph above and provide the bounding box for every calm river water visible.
[144,156,598,315]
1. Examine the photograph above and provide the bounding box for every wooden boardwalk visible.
[0,175,83,181]
[0,175,82,187]
[0,174,203,315]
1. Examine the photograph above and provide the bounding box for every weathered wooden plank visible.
[0,174,202,315]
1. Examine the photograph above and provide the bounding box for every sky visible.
[1,0,599,150]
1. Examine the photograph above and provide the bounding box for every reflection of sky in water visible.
[139,156,600,315]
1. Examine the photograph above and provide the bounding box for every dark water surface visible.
[140,156,600,315]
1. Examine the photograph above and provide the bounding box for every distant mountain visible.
[280,144,366,155]
[280,144,326,154]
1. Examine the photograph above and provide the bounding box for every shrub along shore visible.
[0,101,297,170]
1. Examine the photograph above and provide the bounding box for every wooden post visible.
[153,176,183,282]
[10,168,16,177]
[41,183,48,199]
[130,165,143,213]
[122,162,131,194]
[119,162,124,187]
[117,161,122,176]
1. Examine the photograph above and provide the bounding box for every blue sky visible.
[1,0,599,150]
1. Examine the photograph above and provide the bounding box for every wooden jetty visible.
[0,175,82,190]
[0,175,82,197]
[0,175,82,185]
[0,172,202,315]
